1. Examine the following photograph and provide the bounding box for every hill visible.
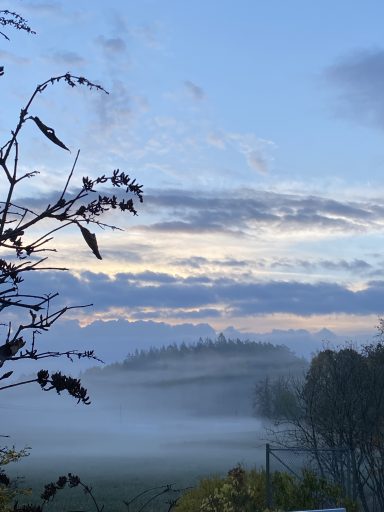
[83,335,307,417]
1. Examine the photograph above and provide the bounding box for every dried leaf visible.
[32,116,69,151]
[0,339,25,367]
[79,225,102,260]
[0,370,13,380]
[8,338,25,356]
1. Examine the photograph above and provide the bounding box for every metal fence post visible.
[346,449,351,500]
[266,443,272,509]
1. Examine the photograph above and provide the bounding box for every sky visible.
[2,0,384,350]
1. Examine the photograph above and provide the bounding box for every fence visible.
[265,444,353,509]
[292,509,346,512]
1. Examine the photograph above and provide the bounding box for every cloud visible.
[318,259,372,272]
[206,132,226,149]
[227,133,274,174]
[22,2,62,16]
[184,80,205,101]
[325,48,384,128]
[92,79,133,131]
[43,51,86,67]
[13,186,384,241]
[174,256,249,269]
[96,35,127,55]
[142,188,384,236]
[246,150,269,174]
[0,50,29,65]
[270,257,372,274]
[13,269,384,324]
[132,24,162,49]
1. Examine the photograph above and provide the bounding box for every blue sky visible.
[3,0,384,342]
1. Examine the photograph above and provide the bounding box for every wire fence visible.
[265,444,353,509]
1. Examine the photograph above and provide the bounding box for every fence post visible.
[266,443,272,509]
[346,449,351,500]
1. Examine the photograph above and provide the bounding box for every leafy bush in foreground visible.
[0,446,30,512]
[175,465,357,512]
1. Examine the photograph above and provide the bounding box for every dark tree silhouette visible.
[0,12,143,404]
[257,339,384,512]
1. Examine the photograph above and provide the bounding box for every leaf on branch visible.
[0,338,25,367]
[78,225,102,260]
[37,370,91,404]
[0,370,12,380]
[31,116,70,151]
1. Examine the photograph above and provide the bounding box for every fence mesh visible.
[265,444,353,509]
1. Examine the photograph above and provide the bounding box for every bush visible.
[175,465,357,512]
[0,446,30,512]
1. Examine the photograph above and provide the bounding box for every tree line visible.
[254,326,384,512]
[121,334,304,366]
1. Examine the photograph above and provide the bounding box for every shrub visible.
[0,446,30,512]
[175,464,357,512]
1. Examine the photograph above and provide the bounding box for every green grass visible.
[7,455,229,512]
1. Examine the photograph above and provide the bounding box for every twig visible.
[60,149,80,200]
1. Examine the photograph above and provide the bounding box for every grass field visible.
[8,453,257,511]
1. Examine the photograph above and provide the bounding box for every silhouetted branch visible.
[0,370,90,404]
[0,12,142,406]
[0,10,35,40]
[123,483,193,512]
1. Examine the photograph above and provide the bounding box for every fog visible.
[1,341,305,483]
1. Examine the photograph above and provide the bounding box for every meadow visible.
[8,452,263,511]
[3,340,301,510]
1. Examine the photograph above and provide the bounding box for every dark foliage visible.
[0,10,35,40]
[253,375,300,421]
[10,473,188,512]
[122,334,301,369]
[0,69,143,399]
[0,9,35,77]
[263,335,384,512]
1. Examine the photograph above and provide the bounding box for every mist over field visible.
[5,317,354,380]
[3,338,307,483]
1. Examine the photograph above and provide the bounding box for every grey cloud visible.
[184,80,205,101]
[132,24,161,49]
[96,36,127,54]
[45,51,86,66]
[176,257,249,269]
[325,48,384,127]
[100,247,144,263]
[114,271,179,284]
[95,79,132,126]
[143,189,384,235]
[319,259,372,272]
[271,257,372,274]
[167,308,222,319]
[16,270,384,320]
[23,2,62,16]
[130,307,222,321]
[147,220,239,234]
[174,256,209,268]
[225,280,384,317]
[13,187,384,240]
[270,258,311,270]
[0,50,29,64]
